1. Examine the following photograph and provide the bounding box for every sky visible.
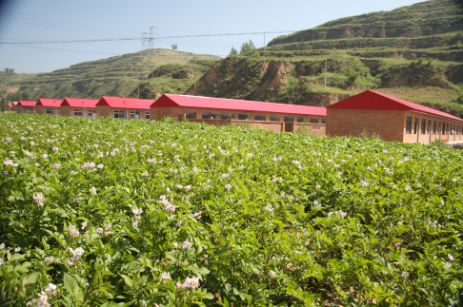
[0,0,425,73]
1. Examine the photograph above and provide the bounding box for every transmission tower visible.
[141,32,147,50]
[147,26,155,50]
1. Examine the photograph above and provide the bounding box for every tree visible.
[240,40,258,56]
[4,68,14,74]
[171,44,178,51]
[229,47,238,56]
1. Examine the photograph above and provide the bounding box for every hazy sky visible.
[0,0,424,73]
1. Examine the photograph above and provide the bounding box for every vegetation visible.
[1,113,462,305]
[1,49,220,102]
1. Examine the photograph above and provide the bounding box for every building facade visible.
[96,96,154,119]
[326,90,463,144]
[16,100,37,113]
[151,94,327,135]
[60,98,99,118]
[36,98,62,115]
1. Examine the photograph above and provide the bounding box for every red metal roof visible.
[328,90,463,122]
[97,96,154,110]
[152,94,327,117]
[62,98,99,109]
[37,98,62,108]
[18,100,36,107]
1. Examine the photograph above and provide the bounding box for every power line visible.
[0,30,296,45]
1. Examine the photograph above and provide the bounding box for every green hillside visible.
[187,0,463,116]
[1,49,219,103]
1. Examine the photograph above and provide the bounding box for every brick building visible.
[326,90,463,144]
[151,94,327,134]
[96,96,154,119]
[17,100,37,113]
[36,98,62,115]
[61,98,99,118]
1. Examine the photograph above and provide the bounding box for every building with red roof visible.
[36,98,62,115]
[17,100,37,113]
[151,94,327,134]
[61,98,99,118]
[96,96,154,119]
[326,89,463,144]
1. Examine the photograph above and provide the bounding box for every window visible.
[427,120,431,134]
[129,111,140,119]
[145,112,151,119]
[413,117,419,134]
[219,113,234,120]
[421,118,426,134]
[87,111,96,119]
[321,119,326,124]
[24,108,34,114]
[202,112,216,119]
[432,121,437,134]
[284,116,294,123]
[114,110,126,119]
[238,114,248,120]
[46,108,55,115]
[270,116,280,122]
[73,109,83,117]
[309,118,319,124]
[405,116,413,134]
[254,115,266,121]
[442,123,446,135]
[297,117,305,123]
[185,112,196,119]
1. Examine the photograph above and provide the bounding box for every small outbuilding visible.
[151,94,327,134]
[61,98,99,118]
[96,96,154,119]
[36,98,62,115]
[326,90,463,144]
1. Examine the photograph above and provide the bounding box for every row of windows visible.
[73,110,97,118]
[185,112,326,124]
[114,110,151,119]
[405,116,463,135]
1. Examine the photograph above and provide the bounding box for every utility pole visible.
[148,26,155,50]
[263,32,267,62]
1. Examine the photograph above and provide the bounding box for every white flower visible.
[404,185,411,191]
[193,212,202,220]
[96,227,104,234]
[82,162,96,169]
[89,187,97,195]
[272,155,283,162]
[44,283,57,296]
[246,153,254,158]
[81,221,87,230]
[42,154,48,160]
[68,225,80,238]
[33,193,44,207]
[401,271,409,279]
[192,166,199,173]
[182,240,193,250]
[184,185,192,192]
[14,247,21,253]
[3,159,18,168]
[360,180,369,188]
[141,171,149,177]
[132,208,143,216]
[44,256,55,264]
[52,163,61,169]
[160,195,176,213]
[316,184,321,189]
[313,200,321,208]
[268,270,277,279]
[176,277,200,289]
[0,243,4,250]
[161,272,171,282]
[292,160,302,170]
[265,204,274,212]
[0,258,4,266]
[221,173,230,179]
[26,291,49,307]
[52,146,59,153]
[448,254,455,261]
[97,163,104,170]
[67,247,84,265]
[224,184,232,191]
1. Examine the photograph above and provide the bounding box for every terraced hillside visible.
[187,0,463,116]
[2,49,219,102]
